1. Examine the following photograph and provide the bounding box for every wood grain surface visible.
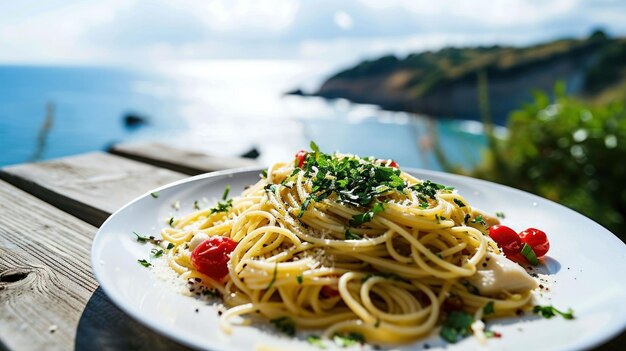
[0,181,189,350]
[109,142,257,175]
[0,152,185,227]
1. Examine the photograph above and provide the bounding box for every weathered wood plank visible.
[0,180,189,350]
[109,141,257,175]
[0,152,185,227]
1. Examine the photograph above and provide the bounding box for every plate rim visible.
[91,166,626,351]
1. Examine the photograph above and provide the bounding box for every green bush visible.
[471,84,626,238]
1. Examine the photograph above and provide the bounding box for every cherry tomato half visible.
[488,225,523,257]
[295,150,308,168]
[519,228,550,258]
[191,236,237,280]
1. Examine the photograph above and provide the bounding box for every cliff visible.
[310,31,626,124]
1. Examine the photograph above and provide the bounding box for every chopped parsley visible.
[453,199,466,208]
[495,211,506,219]
[193,200,200,210]
[307,335,326,349]
[521,243,539,265]
[260,169,268,178]
[270,316,295,336]
[133,231,150,243]
[298,198,311,218]
[472,215,486,226]
[166,243,175,250]
[483,301,495,315]
[344,229,361,240]
[210,199,233,214]
[150,192,159,198]
[533,305,575,320]
[300,141,406,209]
[266,263,278,289]
[137,259,151,268]
[221,184,231,200]
[168,217,175,227]
[439,311,474,343]
[463,214,471,224]
[349,202,385,227]
[296,274,303,285]
[333,332,365,347]
[419,202,429,209]
[133,232,161,245]
[151,248,164,258]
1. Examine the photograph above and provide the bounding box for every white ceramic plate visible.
[92,167,626,351]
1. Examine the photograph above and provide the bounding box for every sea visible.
[0,60,494,171]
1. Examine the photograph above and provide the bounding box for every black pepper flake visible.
[515,309,524,316]
[194,277,201,282]
[539,284,544,289]
[195,308,199,313]
[482,263,487,268]
[218,311,223,316]
[485,257,491,261]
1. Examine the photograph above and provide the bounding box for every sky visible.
[1,0,625,69]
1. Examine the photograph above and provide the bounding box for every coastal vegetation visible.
[447,84,626,238]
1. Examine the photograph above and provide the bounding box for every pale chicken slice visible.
[467,252,538,296]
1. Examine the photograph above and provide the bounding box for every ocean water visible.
[0,61,491,170]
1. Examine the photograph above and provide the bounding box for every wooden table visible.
[0,142,622,350]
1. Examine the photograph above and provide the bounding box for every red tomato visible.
[519,228,550,258]
[321,285,340,298]
[488,225,523,257]
[295,150,308,168]
[376,159,399,168]
[191,236,237,280]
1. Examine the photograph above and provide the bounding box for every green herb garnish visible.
[166,243,175,250]
[439,311,474,343]
[307,335,326,349]
[193,200,200,210]
[298,198,311,218]
[472,215,486,226]
[133,231,150,243]
[483,301,495,315]
[453,199,466,208]
[210,199,233,214]
[270,316,295,336]
[168,217,175,227]
[495,211,506,219]
[222,184,231,200]
[137,259,151,267]
[349,202,385,227]
[533,305,574,320]
[260,169,268,178]
[333,332,365,347]
[299,142,406,209]
[150,192,159,198]
[266,263,278,289]
[151,248,164,258]
[521,243,539,265]
[344,229,361,240]
[296,274,303,285]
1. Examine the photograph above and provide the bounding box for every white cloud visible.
[334,11,354,30]
[0,0,624,65]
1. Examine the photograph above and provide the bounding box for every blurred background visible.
[1,0,625,236]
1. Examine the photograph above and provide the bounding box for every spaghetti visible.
[159,144,537,345]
